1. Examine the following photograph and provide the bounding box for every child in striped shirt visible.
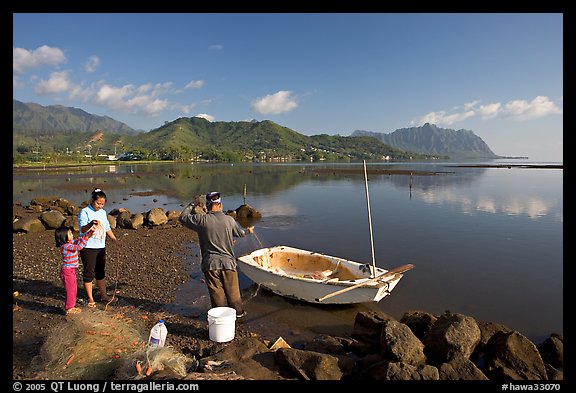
[55,222,97,315]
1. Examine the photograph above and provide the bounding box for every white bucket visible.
[207,307,236,342]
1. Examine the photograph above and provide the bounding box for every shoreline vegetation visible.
[450,164,563,169]
[13,161,564,173]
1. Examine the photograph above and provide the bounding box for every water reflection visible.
[13,161,563,342]
[13,162,563,228]
[419,190,562,221]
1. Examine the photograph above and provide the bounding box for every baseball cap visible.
[206,191,221,205]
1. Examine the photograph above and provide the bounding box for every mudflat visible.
[12,204,287,380]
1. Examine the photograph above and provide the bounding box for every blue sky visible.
[13,13,563,161]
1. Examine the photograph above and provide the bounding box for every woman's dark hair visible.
[91,188,107,201]
[55,226,74,247]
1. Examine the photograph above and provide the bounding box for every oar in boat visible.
[315,263,414,302]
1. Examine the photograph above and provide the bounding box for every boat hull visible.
[237,245,405,305]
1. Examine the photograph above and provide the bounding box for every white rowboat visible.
[237,245,413,305]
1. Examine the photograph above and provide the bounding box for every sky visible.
[12,13,563,162]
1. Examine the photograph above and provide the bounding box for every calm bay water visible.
[13,160,563,343]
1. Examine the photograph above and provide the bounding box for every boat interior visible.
[250,249,364,281]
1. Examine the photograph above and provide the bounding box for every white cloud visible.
[34,71,71,94]
[419,110,475,126]
[143,99,169,115]
[84,55,100,73]
[13,45,66,74]
[209,44,223,50]
[95,84,133,105]
[501,96,562,120]
[414,96,562,127]
[463,100,480,110]
[185,80,204,89]
[13,44,210,121]
[195,113,215,121]
[14,44,204,120]
[93,83,169,115]
[251,91,298,115]
[136,82,172,96]
[477,103,501,119]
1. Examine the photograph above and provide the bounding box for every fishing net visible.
[115,347,196,380]
[30,309,196,380]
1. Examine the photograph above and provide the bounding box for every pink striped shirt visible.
[60,235,90,268]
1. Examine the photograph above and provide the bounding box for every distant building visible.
[97,153,118,161]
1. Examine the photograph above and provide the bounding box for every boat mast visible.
[363,160,376,278]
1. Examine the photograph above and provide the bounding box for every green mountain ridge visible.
[13,99,499,163]
[13,99,137,135]
[122,117,417,161]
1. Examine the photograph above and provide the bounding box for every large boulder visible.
[483,331,548,381]
[536,334,563,369]
[380,319,426,366]
[40,210,66,229]
[275,347,344,380]
[13,216,45,233]
[146,208,168,226]
[423,311,481,363]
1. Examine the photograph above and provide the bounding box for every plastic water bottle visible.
[148,320,168,348]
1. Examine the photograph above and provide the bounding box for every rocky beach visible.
[12,198,563,382]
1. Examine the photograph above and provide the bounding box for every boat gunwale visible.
[237,246,398,288]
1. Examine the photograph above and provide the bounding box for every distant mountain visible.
[12,100,440,162]
[352,123,500,159]
[13,99,138,135]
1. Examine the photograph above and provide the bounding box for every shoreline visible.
[12,201,563,380]
[449,164,563,169]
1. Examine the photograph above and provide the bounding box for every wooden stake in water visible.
[363,160,376,278]
[409,171,413,200]
[243,183,247,205]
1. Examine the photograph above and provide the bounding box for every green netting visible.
[30,309,195,380]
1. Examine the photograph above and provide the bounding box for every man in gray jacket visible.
[179,191,254,318]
